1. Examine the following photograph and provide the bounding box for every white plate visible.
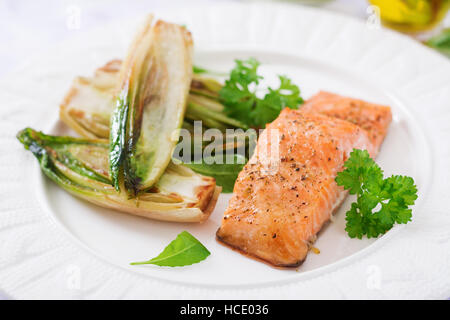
[1,3,450,299]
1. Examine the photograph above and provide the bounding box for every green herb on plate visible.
[130,231,210,267]
[336,149,418,239]
[219,58,304,128]
[185,154,247,193]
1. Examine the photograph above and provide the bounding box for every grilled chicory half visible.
[59,59,251,193]
[61,62,247,128]
[60,60,121,139]
[17,128,220,222]
[60,60,247,140]
[109,16,195,195]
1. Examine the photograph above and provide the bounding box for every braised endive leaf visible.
[59,59,120,139]
[17,128,219,223]
[110,17,194,195]
[131,231,210,267]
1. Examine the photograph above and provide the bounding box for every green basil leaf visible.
[130,231,210,267]
[184,154,247,193]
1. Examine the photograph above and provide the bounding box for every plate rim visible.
[36,46,432,289]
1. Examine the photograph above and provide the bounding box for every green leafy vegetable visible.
[219,58,304,128]
[17,128,219,223]
[426,28,450,57]
[336,149,418,239]
[187,100,248,130]
[61,60,236,141]
[110,17,193,195]
[185,154,247,193]
[130,231,210,267]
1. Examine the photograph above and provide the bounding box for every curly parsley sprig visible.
[336,149,418,239]
[219,58,304,128]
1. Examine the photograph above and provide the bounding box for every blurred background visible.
[1,0,449,80]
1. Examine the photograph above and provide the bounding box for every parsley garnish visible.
[219,58,303,128]
[336,149,418,239]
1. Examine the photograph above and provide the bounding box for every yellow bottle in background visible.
[369,0,450,33]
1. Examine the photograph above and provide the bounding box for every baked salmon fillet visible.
[302,91,392,148]
[216,93,392,267]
